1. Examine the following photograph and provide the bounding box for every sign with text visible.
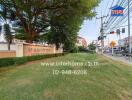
[111,5,125,16]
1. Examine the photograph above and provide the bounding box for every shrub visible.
[13,57,28,65]
[0,58,15,67]
[70,46,79,53]
[0,53,66,67]
[88,43,96,51]
[78,46,88,52]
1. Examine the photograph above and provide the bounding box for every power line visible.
[105,1,132,33]
[106,0,127,29]
[110,8,132,30]
[107,1,132,32]
[104,0,122,23]
[103,0,112,21]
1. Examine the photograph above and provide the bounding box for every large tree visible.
[0,0,100,50]
[0,0,78,42]
[47,0,99,50]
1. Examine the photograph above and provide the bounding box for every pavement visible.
[103,53,132,65]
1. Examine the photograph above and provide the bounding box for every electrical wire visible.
[105,0,132,33]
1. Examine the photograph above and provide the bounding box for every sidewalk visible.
[103,53,132,65]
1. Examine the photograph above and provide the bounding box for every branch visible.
[11,0,29,33]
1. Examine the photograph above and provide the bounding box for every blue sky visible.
[79,18,99,43]
[79,0,130,44]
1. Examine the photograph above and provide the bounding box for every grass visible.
[0,53,132,100]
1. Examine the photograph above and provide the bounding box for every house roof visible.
[111,5,125,10]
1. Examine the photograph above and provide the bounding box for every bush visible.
[77,46,96,53]
[0,53,66,67]
[70,46,79,53]
[0,58,15,67]
[78,46,88,52]
[88,43,96,51]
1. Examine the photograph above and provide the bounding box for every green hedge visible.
[0,53,65,67]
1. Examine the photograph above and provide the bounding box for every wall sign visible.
[111,5,125,16]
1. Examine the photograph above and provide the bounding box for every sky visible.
[79,0,131,44]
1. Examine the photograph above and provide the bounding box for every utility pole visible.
[128,0,131,59]
[97,16,108,54]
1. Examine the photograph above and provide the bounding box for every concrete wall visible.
[56,48,63,53]
[16,43,63,57]
[0,43,16,50]
[23,44,55,56]
[0,51,16,58]
[0,43,63,58]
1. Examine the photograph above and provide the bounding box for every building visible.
[76,36,88,48]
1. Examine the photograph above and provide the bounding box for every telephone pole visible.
[97,16,108,54]
[128,0,131,59]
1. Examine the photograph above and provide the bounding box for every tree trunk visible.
[26,31,37,43]
[8,43,10,51]
[26,32,33,43]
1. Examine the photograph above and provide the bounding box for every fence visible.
[0,51,16,58]
[0,43,63,58]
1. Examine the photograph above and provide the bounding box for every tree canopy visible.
[0,0,100,50]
